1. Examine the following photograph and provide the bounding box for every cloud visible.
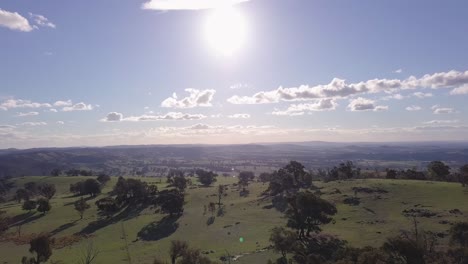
[17,111,39,117]
[381,93,406,100]
[104,112,124,122]
[227,70,468,104]
[142,0,250,10]
[47,109,58,113]
[413,92,433,98]
[54,100,73,107]
[228,113,251,119]
[18,122,47,126]
[432,105,456,114]
[62,102,93,112]
[56,121,65,125]
[0,9,34,32]
[161,89,216,108]
[405,105,422,111]
[348,97,388,112]
[422,120,459,125]
[0,99,52,110]
[272,98,338,116]
[102,112,207,122]
[394,69,403,74]
[450,84,468,95]
[29,13,56,29]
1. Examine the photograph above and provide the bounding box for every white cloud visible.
[381,93,406,100]
[432,105,456,114]
[18,122,47,126]
[0,99,51,110]
[272,98,338,116]
[56,121,65,125]
[228,113,251,119]
[394,69,403,74]
[17,111,39,117]
[62,102,93,112]
[422,120,459,125]
[227,70,468,104]
[161,89,216,108]
[47,108,58,113]
[54,100,72,107]
[142,0,250,10]
[413,92,433,98]
[405,105,422,111]
[102,112,207,122]
[348,97,388,112]
[29,13,56,29]
[0,9,34,32]
[450,84,468,95]
[103,112,124,122]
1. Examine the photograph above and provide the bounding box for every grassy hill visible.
[0,176,467,263]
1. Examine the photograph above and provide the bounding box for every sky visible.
[1,0,468,148]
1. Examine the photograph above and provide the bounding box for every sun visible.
[204,6,247,56]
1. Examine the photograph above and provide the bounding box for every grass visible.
[1,176,467,263]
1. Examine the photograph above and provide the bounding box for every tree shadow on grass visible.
[10,211,43,227]
[50,220,78,236]
[63,196,95,206]
[137,215,181,241]
[76,203,148,236]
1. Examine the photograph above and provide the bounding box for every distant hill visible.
[1,141,468,177]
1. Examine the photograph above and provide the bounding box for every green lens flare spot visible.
[239,237,244,243]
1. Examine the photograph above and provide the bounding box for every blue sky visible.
[1,0,468,148]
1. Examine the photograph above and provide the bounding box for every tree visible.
[285,161,313,187]
[196,169,217,186]
[39,184,56,200]
[0,211,10,235]
[459,164,468,187]
[217,185,225,208]
[156,189,184,216]
[22,200,37,212]
[270,226,297,261]
[259,172,272,183]
[74,197,90,220]
[173,175,188,193]
[286,191,337,239]
[96,174,111,185]
[50,169,61,177]
[28,234,54,264]
[16,188,30,203]
[238,171,254,192]
[328,161,361,181]
[208,202,216,217]
[95,197,119,218]
[169,240,188,264]
[70,181,85,196]
[450,222,468,248]
[427,161,450,181]
[37,198,51,215]
[24,182,38,195]
[83,179,101,197]
[386,169,397,179]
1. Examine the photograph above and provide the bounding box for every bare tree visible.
[78,240,100,264]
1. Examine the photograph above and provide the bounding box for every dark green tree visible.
[427,161,450,181]
[38,184,56,200]
[196,170,217,187]
[74,197,91,220]
[37,198,51,215]
[22,200,37,212]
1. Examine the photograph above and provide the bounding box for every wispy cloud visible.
[432,105,456,114]
[101,112,207,122]
[62,102,93,112]
[228,113,251,119]
[405,105,422,111]
[29,13,56,29]
[0,99,51,110]
[17,111,39,117]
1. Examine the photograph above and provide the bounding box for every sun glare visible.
[204,6,247,56]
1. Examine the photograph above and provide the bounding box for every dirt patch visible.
[402,208,437,218]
